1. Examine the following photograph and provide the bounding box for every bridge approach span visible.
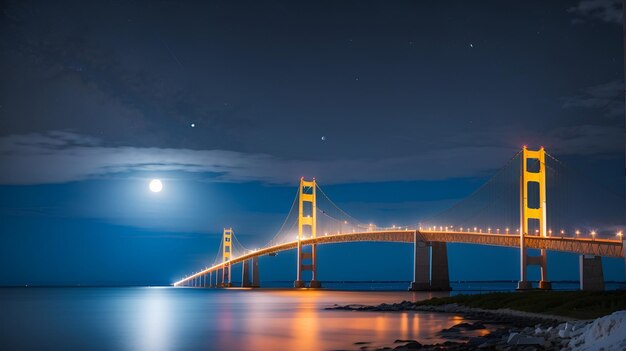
[174,230,623,286]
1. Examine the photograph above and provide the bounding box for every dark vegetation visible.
[414,290,626,319]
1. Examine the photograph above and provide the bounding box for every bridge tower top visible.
[520,146,547,237]
[223,228,233,263]
[298,178,316,240]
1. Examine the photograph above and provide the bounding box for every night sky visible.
[1,0,625,285]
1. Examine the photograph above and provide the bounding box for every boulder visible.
[569,310,626,351]
[514,335,545,345]
[507,333,520,344]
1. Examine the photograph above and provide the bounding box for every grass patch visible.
[415,290,626,319]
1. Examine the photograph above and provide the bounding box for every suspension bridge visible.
[173,147,626,291]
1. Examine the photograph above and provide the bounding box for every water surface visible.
[1,287,465,351]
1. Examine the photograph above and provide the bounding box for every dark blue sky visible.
[0,0,625,285]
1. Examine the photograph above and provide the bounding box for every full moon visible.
[149,179,163,192]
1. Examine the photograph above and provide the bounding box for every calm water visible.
[0,287,469,351]
[3,282,622,351]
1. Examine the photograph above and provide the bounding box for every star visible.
[190,123,195,128]
[321,136,326,141]
[470,43,474,48]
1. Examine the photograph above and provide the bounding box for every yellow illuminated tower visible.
[518,147,551,290]
[294,178,321,288]
[222,228,233,287]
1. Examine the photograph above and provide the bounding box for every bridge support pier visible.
[252,256,260,288]
[408,232,451,291]
[517,250,551,290]
[223,264,232,287]
[219,268,228,287]
[579,255,604,291]
[430,242,451,291]
[295,243,321,288]
[209,271,213,288]
[242,260,251,288]
[309,244,321,288]
[409,238,430,291]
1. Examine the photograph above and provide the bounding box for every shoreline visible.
[329,302,567,350]
[328,302,574,323]
[327,291,626,351]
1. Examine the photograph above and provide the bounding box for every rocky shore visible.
[327,302,626,351]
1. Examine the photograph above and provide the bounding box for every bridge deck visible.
[173,230,624,286]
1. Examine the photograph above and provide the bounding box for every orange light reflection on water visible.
[206,289,472,351]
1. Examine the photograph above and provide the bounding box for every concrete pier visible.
[409,232,430,291]
[579,255,604,291]
[430,242,451,291]
[252,256,260,288]
[226,264,232,287]
[242,260,251,287]
[408,231,451,291]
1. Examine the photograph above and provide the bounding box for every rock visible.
[447,322,486,331]
[558,329,571,338]
[478,339,502,348]
[543,340,553,349]
[514,335,545,345]
[507,333,520,344]
[569,327,584,338]
[394,340,417,344]
[467,337,486,346]
[401,341,422,349]
[569,311,626,351]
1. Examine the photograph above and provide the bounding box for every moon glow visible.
[149,179,163,192]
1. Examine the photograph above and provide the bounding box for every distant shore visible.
[328,290,626,351]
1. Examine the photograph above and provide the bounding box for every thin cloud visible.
[0,131,517,185]
[563,80,624,118]
[547,124,622,156]
[568,0,623,24]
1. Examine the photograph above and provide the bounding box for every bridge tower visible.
[294,178,321,288]
[518,147,551,290]
[222,228,233,287]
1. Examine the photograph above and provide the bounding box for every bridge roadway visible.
[173,230,624,286]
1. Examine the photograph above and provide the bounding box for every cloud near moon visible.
[0,131,524,185]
